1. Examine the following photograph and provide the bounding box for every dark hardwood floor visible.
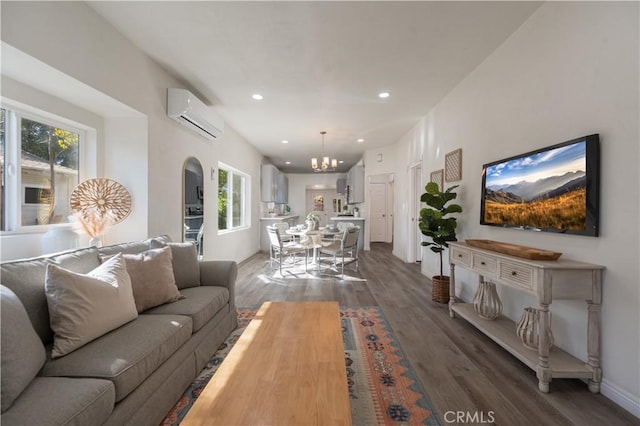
[235,243,637,426]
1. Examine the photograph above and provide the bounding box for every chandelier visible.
[311,131,337,172]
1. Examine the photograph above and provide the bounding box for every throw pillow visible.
[103,246,183,312]
[1,285,47,413]
[149,239,200,289]
[44,254,138,359]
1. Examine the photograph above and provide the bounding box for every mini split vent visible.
[167,88,225,141]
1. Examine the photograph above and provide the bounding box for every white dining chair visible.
[331,222,356,242]
[273,221,295,242]
[267,225,307,274]
[337,222,355,232]
[319,226,360,279]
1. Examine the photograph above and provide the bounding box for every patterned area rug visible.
[161,307,440,425]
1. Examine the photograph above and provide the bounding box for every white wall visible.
[391,2,639,414]
[209,126,263,262]
[286,172,347,221]
[1,2,264,263]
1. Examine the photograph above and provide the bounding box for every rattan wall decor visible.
[429,169,444,190]
[445,148,462,182]
[70,178,132,224]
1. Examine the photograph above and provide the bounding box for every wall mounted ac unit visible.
[167,88,224,140]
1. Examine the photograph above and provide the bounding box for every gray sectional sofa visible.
[1,237,238,426]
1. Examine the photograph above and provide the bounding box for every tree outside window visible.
[1,107,80,230]
[218,164,248,232]
[218,168,228,230]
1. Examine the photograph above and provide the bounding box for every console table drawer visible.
[473,254,497,275]
[451,246,471,267]
[499,261,534,290]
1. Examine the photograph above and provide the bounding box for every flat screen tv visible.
[480,134,600,236]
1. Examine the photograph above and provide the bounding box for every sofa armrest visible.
[199,261,237,310]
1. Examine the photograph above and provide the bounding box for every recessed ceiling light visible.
[378,91,390,99]
[252,93,264,100]
[282,140,288,144]
[357,138,365,143]
[285,161,291,165]
[339,160,344,164]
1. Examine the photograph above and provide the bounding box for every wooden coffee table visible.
[181,301,351,425]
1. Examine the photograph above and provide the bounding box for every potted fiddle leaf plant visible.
[419,182,462,303]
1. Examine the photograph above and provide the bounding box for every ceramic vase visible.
[41,228,79,254]
[473,281,502,320]
[89,236,103,248]
[516,307,554,350]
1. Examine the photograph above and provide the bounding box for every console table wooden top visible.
[450,241,605,270]
[181,301,351,426]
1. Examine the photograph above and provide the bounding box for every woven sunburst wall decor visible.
[70,178,132,224]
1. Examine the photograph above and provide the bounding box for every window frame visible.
[217,162,250,234]
[1,100,90,234]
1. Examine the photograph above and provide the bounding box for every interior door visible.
[369,182,387,242]
[415,165,422,262]
[408,163,422,263]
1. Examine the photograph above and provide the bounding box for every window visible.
[218,163,249,232]
[1,106,82,231]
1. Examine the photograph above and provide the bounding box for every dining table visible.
[285,227,341,269]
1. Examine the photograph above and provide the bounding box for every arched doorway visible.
[183,157,204,257]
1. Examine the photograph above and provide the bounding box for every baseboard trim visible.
[600,379,640,418]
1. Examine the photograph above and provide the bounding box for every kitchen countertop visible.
[330,216,364,221]
[260,215,299,220]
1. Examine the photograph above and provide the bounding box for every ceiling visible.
[89,1,542,173]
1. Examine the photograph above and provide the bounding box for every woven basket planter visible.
[431,275,450,304]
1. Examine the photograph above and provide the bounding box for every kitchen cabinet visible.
[346,164,364,204]
[261,164,288,203]
[276,172,288,204]
[336,178,347,195]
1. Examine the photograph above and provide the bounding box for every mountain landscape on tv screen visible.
[484,170,587,230]
[486,170,586,202]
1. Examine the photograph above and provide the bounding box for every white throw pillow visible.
[45,253,138,358]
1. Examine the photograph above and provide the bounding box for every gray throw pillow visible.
[1,285,47,413]
[104,246,183,312]
[45,254,138,358]
[149,239,200,289]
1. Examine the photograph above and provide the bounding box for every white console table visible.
[447,241,604,393]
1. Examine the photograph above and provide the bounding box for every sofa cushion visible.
[103,247,183,313]
[144,286,229,332]
[97,235,172,257]
[149,239,201,289]
[0,377,114,426]
[45,254,138,358]
[0,286,46,413]
[41,314,192,402]
[0,247,100,345]
[97,240,151,256]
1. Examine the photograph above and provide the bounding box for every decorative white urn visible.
[516,307,554,350]
[473,281,502,320]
